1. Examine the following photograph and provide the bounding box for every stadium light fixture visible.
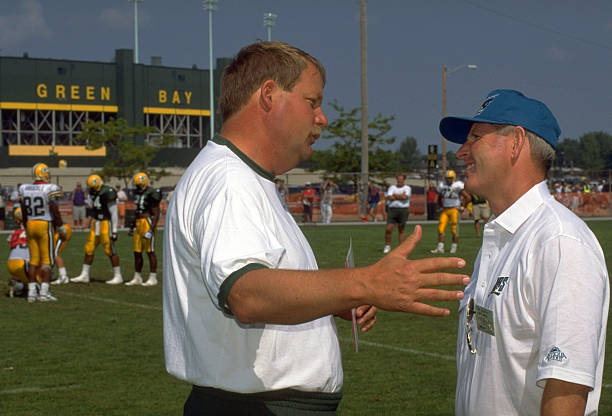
[203,0,218,140]
[263,13,277,41]
[441,64,478,172]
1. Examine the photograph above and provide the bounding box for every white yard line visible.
[0,385,80,395]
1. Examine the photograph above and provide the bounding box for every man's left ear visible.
[259,80,276,112]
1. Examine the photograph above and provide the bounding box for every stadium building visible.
[0,48,230,168]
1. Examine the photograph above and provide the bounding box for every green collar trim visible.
[213,135,275,182]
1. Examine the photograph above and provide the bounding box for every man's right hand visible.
[362,225,469,317]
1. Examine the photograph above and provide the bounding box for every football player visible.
[50,223,72,284]
[125,172,161,286]
[6,207,29,298]
[19,163,66,302]
[431,170,471,254]
[71,174,123,284]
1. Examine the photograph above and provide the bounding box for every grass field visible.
[1,220,611,415]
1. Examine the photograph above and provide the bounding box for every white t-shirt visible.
[455,181,609,416]
[163,136,343,394]
[437,180,464,208]
[385,185,411,209]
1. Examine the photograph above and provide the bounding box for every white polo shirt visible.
[163,137,343,394]
[456,181,609,416]
[386,185,411,209]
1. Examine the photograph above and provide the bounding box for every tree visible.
[76,118,177,188]
[579,131,612,170]
[309,101,400,183]
[557,131,612,171]
[397,136,422,170]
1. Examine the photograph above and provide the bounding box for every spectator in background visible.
[274,178,289,210]
[10,184,20,205]
[302,182,315,223]
[469,193,490,237]
[320,177,339,224]
[383,174,411,254]
[115,185,128,228]
[72,182,87,230]
[426,182,438,221]
[367,181,380,222]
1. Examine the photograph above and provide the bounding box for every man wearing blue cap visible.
[443,89,609,415]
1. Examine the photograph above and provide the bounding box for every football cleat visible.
[125,275,143,286]
[70,274,90,283]
[450,244,458,254]
[52,275,70,285]
[87,174,103,193]
[382,245,391,254]
[106,275,124,285]
[142,276,158,287]
[39,293,58,302]
[133,172,149,190]
[430,247,445,254]
[32,163,50,182]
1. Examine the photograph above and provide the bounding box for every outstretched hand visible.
[364,225,469,317]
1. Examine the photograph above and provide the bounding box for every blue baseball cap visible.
[439,89,561,149]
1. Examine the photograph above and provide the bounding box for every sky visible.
[0,0,610,154]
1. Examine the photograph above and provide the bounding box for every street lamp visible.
[441,64,477,172]
[129,0,143,64]
[203,0,218,140]
[263,13,277,41]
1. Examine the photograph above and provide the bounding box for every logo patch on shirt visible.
[545,346,567,363]
[489,276,509,296]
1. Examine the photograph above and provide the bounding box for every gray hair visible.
[496,125,556,173]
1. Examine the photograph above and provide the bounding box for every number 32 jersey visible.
[19,182,63,221]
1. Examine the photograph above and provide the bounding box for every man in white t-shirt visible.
[382,174,411,254]
[163,41,471,415]
[441,89,609,415]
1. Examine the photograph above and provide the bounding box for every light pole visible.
[129,0,143,64]
[203,0,218,140]
[441,64,477,172]
[359,0,368,218]
[263,13,277,41]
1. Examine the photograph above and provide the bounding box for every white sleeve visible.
[197,181,285,308]
[532,235,608,389]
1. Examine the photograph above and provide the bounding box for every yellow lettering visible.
[159,90,167,103]
[184,91,192,104]
[71,85,80,99]
[56,85,66,99]
[172,91,180,104]
[100,87,110,101]
[86,86,95,100]
[36,83,48,98]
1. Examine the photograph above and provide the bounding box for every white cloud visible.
[0,0,52,47]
